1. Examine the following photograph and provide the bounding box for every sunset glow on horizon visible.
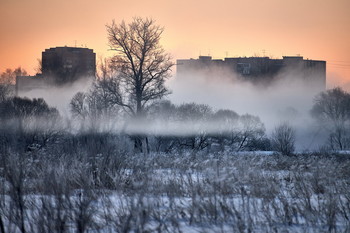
[1,0,349,88]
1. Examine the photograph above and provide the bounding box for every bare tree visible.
[235,114,266,151]
[70,92,88,120]
[106,17,173,152]
[96,57,117,80]
[0,97,58,120]
[271,122,295,155]
[1,153,29,233]
[0,97,60,152]
[311,87,350,124]
[174,103,213,151]
[0,67,26,101]
[0,84,13,102]
[0,67,27,85]
[209,109,240,151]
[106,17,174,117]
[70,83,121,131]
[34,58,42,75]
[311,87,350,150]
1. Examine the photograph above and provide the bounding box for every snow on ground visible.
[1,151,350,232]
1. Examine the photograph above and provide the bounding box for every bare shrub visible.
[271,122,296,155]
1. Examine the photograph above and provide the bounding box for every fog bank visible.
[167,68,328,150]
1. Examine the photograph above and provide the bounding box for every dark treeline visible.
[0,95,269,155]
[2,83,350,156]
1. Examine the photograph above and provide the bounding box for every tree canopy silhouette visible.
[106,17,173,117]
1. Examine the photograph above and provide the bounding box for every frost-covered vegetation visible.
[1,144,350,232]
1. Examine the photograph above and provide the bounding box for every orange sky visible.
[1,0,350,88]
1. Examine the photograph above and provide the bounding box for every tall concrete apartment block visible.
[42,47,96,84]
[16,46,96,93]
[177,56,326,92]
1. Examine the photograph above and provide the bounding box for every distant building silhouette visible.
[177,56,326,91]
[42,47,95,84]
[16,46,96,94]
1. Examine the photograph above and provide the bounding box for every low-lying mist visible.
[167,67,328,150]
[17,77,93,116]
[12,67,329,151]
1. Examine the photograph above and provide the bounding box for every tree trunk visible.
[133,136,143,153]
[0,215,5,233]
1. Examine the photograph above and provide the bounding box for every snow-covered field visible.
[1,150,349,233]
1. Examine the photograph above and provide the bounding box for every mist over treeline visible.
[168,56,333,151]
[171,62,319,125]
[0,93,269,153]
[1,81,350,154]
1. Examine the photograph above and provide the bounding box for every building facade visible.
[177,56,326,91]
[42,47,95,84]
[16,46,96,94]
